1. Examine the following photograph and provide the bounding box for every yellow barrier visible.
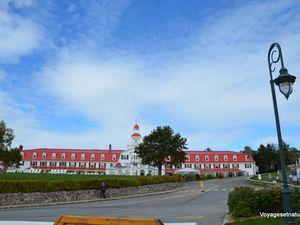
[54,215,164,225]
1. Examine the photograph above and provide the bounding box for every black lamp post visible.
[268,43,296,225]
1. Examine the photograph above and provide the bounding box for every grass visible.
[0,173,139,181]
[259,172,279,182]
[226,217,300,225]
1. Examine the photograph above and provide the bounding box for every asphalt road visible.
[0,177,247,225]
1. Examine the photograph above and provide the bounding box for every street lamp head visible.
[273,67,296,100]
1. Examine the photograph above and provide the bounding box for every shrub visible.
[228,186,256,217]
[292,188,300,212]
[227,187,300,218]
[0,175,181,193]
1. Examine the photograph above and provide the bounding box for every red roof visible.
[131,133,141,137]
[133,124,139,130]
[22,148,123,162]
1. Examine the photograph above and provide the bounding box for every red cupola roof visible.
[131,133,141,137]
[133,124,139,130]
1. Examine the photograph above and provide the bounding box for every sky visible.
[0,0,300,151]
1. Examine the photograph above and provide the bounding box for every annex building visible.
[21,124,256,176]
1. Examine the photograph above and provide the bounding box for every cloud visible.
[0,0,44,63]
[1,0,300,150]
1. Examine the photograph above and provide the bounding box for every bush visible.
[228,187,256,217]
[0,175,181,193]
[292,188,300,212]
[228,187,300,218]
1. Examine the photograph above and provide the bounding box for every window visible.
[185,155,190,161]
[224,155,228,161]
[204,164,211,168]
[184,164,192,168]
[112,154,117,161]
[79,162,86,168]
[213,164,220,168]
[89,163,96,168]
[69,162,76,167]
[165,164,172,169]
[214,155,219,161]
[81,154,85,160]
[194,164,201,169]
[223,164,230,168]
[33,152,37,159]
[30,161,37,166]
[61,153,66,159]
[98,163,105,168]
[50,162,56,167]
[232,164,239,168]
[205,155,209,161]
[245,164,252,168]
[101,154,105,160]
[71,153,76,160]
[40,161,47,166]
[91,154,95,160]
[59,162,67,167]
[42,152,47,159]
[233,155,237,161]
[245,155,250,161]
[51,153,56,159]
[195,155,200,161]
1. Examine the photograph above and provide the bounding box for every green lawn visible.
[0,173,139,181]
[259,172,279,182]
[226,217,300,225]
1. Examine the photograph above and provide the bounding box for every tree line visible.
[244,144,300,174]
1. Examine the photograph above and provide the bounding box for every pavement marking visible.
[176,215,204,220]
[177,188,234,193]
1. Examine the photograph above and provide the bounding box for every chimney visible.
[109,144,112,151]
[244,146,251,153]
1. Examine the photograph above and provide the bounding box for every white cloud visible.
[0,0,43,63]
[1,0,300,150]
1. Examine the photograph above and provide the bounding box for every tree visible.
[0,121,22,170]
[252,143,300,174]
[252,144,279,173]
[135,126,187,175]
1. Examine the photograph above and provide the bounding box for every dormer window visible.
[91,154,95,160]
[61,153,66,159]
[185,155,190,161]
[112,154,117,161]
[195,155,200,161]
[245,155,250,161]
[101,154,105,160]
[51,153,56,159]
[42,152,47,159]
[224,155,228,161]
[205,155,209,161]
[33,152,37,159]
[233,155,237,161]
[71,153,76,160]
[214,155,219,161]
[81,154,85,160]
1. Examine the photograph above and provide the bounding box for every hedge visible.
[0,175,181,193]
[228,186,300,218]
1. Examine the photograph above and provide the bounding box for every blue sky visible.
[0,0,300,151]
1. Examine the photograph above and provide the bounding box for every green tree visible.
[0,121,22,170]
[135,126,187,175]
[254,144,279,173]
